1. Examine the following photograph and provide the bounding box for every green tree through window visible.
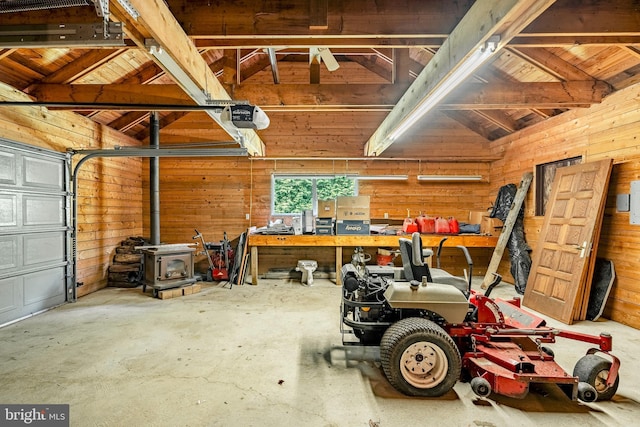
[272,175,356,215]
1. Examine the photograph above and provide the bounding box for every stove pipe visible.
[150,111,160,245]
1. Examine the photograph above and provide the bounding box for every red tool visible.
[211,232,233,281]
[193,229,215,280]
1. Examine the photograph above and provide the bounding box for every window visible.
[535,156,582,216]
[272,175,356,215]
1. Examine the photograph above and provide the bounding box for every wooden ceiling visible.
[0,0,639,158]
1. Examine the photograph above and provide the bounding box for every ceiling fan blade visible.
[318,47,340,71]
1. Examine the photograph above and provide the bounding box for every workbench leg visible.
[251,246,258,285]
[335,246,343,286]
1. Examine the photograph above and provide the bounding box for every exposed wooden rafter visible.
[505,47,594,81]
[365,0,558,156]
[29,81,610,112]
[1,0,639,147]
[108,0,265,155]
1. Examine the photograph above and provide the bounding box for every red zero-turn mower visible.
[340,232,620,402]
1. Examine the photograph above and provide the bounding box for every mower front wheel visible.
[380,318,461,397]
[573,354,619,401]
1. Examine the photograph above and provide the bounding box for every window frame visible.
[535,156,582,216]
[270,174,359,216]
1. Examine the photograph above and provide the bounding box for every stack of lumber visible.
[107,237,146,288]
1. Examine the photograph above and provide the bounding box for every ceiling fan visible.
[309,47,340,72]
[265,46,339,84]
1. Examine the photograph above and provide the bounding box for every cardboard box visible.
[337,207,370,220]
[468,210,502,235]
[468,211,486,225]
[482,217,503,235]
[337,196,370,220]
[317,199,336,218]
[336,219,370,235]
[337,195,370,209]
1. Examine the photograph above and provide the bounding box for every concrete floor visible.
[1,277,639,427]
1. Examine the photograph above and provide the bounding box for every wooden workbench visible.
[247,234,499,285]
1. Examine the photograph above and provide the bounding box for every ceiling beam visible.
[3,1,638,48]
[108,111,149,132]
[167,0,640,45]
[0,49,15,60]
[441,110,496,141]
[364,0,557,156]
[5,0,638,41]
[345,55,392,82]
[393,49,411,84]
[194,37,446,49]
[25,49,125,93]
[134,111,192,141]
[109,0,265,155]
[222,49,240,86]
[29,81,610,111]
[472,110,519,133]
[443,81,610,109]
[309,0,329,30]
[506,47,594,81]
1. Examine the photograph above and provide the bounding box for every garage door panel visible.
[0,277,20,316]
[0,194,17,227]
[0,236,18,271]
[23,268,65,306]
[0,150,17,184]
[0,140,69,326]
[23,195,65,227]
[24,232,64,266]
[22,155,64,191]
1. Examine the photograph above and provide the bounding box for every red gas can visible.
[434,217,450,234]
[403,217,419,233]
[448,217,460,234]
[416,215,435,233]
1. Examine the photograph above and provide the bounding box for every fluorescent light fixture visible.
[387,36,500,143]
[357,175,408,181]
[146,39,211,104]
[417,175,483,182]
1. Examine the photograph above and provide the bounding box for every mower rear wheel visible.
[573,354,619,401]
[380,318,461,397]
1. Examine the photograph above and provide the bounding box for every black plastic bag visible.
[490,184,531,294]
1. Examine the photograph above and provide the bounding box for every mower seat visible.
[399,232,470,296]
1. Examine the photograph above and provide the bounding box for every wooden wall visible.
[0,83,143,297]
[147,155,495,276]
[149,57,498,275]
[490,82,640,328]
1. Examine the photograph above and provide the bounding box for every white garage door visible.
[0,139,71,326]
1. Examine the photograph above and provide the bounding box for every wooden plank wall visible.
[0,84,143,297]
[490,82,640,328]
[147,156,495,276]
[151,57,499,277]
